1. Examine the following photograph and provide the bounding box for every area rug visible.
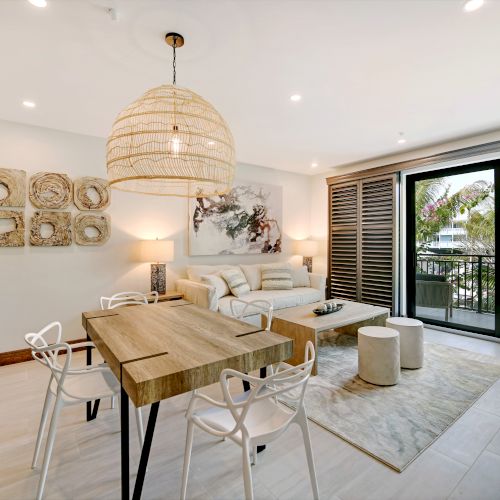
[281,334,500,472]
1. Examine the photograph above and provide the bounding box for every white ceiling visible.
[1,0,500,175]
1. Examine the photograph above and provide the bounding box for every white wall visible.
[0,120,312,352]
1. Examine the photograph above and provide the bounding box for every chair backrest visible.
[24,321,72,391]
[230,298,273,331]
[100,291,158,310]
[219,341,315,436]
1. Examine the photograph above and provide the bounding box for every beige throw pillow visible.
[220,268,251,297]
[200,273,230,299]
[240,264,262,290]
[291,266,310,287]
[261,263,293,290]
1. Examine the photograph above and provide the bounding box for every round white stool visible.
[358,326,400,386]
[386,317,424,369]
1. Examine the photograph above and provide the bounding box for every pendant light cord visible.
[172,37,177,85]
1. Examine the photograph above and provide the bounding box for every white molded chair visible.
[229,298,273,331]
[25,322,142,500]
[100,291,155,444]
[181,341,319,500]
[100,290,158,310]
[230,298,274,396]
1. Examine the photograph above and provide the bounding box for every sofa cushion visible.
[218,287,322,317]
[261,262,293,290]
[240,264,262,290]
[200,273,230,299]
[220,268,250,298]
[291,266,310,287]
[187,264,237,283]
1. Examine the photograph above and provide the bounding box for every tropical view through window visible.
[414,168,495,333]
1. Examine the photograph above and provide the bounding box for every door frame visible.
[405,159,499,337]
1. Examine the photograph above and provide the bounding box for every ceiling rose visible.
[106,32,236,197]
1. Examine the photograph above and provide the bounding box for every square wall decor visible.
[0,168,26,207]
[188,181,283,256]
[74,177,110,211]
[74,213,110,246]
[30,211,72,246]
[0,210,25,247]
[29,172,73,209]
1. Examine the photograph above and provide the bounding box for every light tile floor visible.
[2,329,500,500]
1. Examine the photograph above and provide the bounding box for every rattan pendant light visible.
[106,32,236,197]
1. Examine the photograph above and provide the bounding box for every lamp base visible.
[151,263,166,294]
[303,256,313,273]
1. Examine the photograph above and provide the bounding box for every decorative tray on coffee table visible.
[312,303,343,316]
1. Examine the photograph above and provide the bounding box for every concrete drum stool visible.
[386,317,424,369]
[358,326,400,386]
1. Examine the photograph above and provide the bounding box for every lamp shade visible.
[139,239,174,263]
[107,85,236,197]
[293,239,319,257]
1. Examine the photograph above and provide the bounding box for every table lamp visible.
[139,239,174,294]
[293,239,319,273]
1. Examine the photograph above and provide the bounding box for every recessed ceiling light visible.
[397,132,406,144]
[311,162,318,168]
[22,100,36,108]
[463,0,484,12]
[28,0,47,7]
[290,94,302,102]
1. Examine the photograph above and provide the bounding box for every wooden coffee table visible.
[267,299,390,375]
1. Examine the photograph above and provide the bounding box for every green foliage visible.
[415,178,493,252]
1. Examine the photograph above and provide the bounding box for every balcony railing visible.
[417,253,495,314]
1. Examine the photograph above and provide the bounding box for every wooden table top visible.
[271,299,390,333]
[82,302,293,407]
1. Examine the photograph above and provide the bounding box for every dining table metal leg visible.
[121,386,130,500]
[132,401,160,500]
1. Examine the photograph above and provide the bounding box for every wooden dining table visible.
[82,300,293,500]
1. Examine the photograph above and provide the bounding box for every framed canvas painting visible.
[189,182,283,256]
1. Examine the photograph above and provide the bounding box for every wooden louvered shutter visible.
[360,175,396,310]
[329,182,358,301]
[328,174,397,313]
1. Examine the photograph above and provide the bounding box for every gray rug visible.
[282,334,500,472]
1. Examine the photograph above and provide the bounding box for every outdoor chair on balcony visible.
[416,273,453,321]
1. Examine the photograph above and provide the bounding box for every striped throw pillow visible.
[220,268,251,298]
[261,263,293,290]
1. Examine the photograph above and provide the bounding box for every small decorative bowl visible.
[313,302,343,316]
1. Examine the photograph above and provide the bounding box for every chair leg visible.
[32,386,54,469]
[36,398,63,500]
[298,411,320,500]
[111,396,116,409]
[252,445,257,466]
[135,407,144,448]
[242,438,254,500]
[180,421,195,500]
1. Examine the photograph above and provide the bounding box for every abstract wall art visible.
[74,213,111,246]
[0,168,26,207]
[30,211,72,246]
[74,177,110,211]
[189,182,282,256]
[0,210,25,247]
[29,172,73,209]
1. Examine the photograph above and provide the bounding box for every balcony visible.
[416,253,495,331]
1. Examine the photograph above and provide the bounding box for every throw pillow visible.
[187,264,236,282]
[261,263,293,290]
[240,264,262,290]
[220,268,251,297]
[291,265,310,287]
[200,273,230,299]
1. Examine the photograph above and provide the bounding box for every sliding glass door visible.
[406,160,499,337]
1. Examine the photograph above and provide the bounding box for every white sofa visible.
[176,264,326,324]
